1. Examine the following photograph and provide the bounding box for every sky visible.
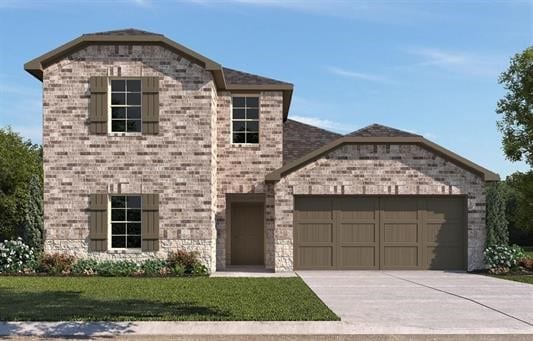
[0,0,531,177]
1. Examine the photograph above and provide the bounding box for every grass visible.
[523,246,533,258]
[0,276,339,321]
[490,274,533,285]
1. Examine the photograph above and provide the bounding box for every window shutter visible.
[141,77,159,135]
[89,76,108,134]
[141,193,159,251]
[88,194,108,251]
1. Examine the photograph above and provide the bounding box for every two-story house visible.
[25,29,499,273]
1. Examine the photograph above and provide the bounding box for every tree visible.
[0,127,43,248]
[496,46,533,165]
[486,182,509,247]
[505,172,533,236]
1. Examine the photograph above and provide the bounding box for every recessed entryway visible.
[293,196,466,270]
[230,201,265,266]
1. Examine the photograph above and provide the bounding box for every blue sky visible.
[0,0,531,177]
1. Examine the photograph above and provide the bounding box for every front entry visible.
[231,202,265,265]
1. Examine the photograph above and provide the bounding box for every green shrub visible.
[141,258,167,276]
[39,253,76,275]
[72,259,98,275]
[0,238,38,273]
[94,260,140,277]
[484,244,525,273]
[486,182,509,247]
[167,250,208,275]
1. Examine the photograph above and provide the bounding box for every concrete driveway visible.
[298,271,533,334]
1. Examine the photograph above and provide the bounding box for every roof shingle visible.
[346,124,421,138]
[283,119,341,164]
[86,28,162,36]
[223,67,292,86]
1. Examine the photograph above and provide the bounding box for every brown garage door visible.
[294,196,466,270]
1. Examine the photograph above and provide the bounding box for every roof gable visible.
[283,119,341,164]
[347,124,420,137]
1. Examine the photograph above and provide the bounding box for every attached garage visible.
[293,196,466,270]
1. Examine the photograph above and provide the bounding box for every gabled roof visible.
[283,119,341,164]
[267,124,500,182]
[24,29,293,119]
[347,124,420,137]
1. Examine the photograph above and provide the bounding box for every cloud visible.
[326,66,395,84]
[290,115,357,134]
[403,47,506,77]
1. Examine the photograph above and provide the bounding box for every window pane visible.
[232,120,245,132]
[111,196,126,208]
[246,121,259,132]
[233,133,246,143]
[233,97,245,108]
[111,80,125,92]
[127,93,141,106]
[112,223,126,235]
[127,80,141,92]
[127,209,141,222]
[246,132,259,144]
[127,236,141,248]
[246,108,258,120]
[128,223,141,235]
[111,93,125,105]
[127,107,141,119]
[233,108,245,119]
[126,120,141,133]
[246,97,259,107]
[112,236,126,248]
[111,107,126,119]
[112,120,126,132]
[127,196,141,208]
[111,209,126,221]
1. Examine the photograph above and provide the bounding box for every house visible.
[25,29,499,273]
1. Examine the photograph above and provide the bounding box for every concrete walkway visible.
[298,270,533,334]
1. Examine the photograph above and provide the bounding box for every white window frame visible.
[108,194,142,251]
[230,94,260,145]
[108,77,143,134]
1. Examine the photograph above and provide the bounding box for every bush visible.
[94,260,140,277]
[0,238,38,273]
[141,258,168,276]
[484,244,525,273]
[167,250,208,275]
[39,253,76,275]
[72,259,98,275]
[486,183,509,247]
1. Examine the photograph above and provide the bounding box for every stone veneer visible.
[215,92,284,269]
[42,45,218,272]
[273,144,487,272]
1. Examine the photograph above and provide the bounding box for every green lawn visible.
[491,274,533,285]
[0,277,338,321]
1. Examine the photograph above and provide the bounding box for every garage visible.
[294,196,466,270]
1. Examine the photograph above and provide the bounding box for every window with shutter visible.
[141,193,160,252]
[88,194,108,251]
[89,77,108,134]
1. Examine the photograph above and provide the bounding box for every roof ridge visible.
[347,123,421,137]
[287,119,341,136]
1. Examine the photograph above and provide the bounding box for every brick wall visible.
[273,144,487,272]
[42,45,218,271]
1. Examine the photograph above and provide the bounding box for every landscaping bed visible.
[0,276,338,321]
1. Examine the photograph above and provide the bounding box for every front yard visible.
[490,274,533,285]
[0,277,338,321]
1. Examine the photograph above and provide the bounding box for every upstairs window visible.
[232,96,259,144]
[110,79,142,133]
[110,195,142,249]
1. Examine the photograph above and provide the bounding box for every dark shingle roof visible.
[283,119,342,164]
[346,124,421,138]
[223,67,292,86]
[87,28,163,36]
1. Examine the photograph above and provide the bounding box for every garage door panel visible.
[337,197,377,220]
[383,223,418,243]
[340,223,376,243]
[339,246,377,268]
[383,246,418,268]
[381,198,418,220]
[425,223,463,244]
[298,246,333,268]
[294,197,333,220]
[425,246,464,269]
[297,223,333,243]
[424,198,464,220]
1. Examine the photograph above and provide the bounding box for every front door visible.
[231,202,265,265]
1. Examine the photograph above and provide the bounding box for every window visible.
[232,96,259,144]
[110,195,141,249]
[110,79,142,133]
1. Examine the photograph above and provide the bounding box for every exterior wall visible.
[273,144,487,272]
[42,45,218,272]
[215,91,284,269]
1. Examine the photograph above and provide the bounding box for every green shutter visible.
[141,193,160,251]
[89,76,108,134]
[141,77,159,135]
[88,193,108,251]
